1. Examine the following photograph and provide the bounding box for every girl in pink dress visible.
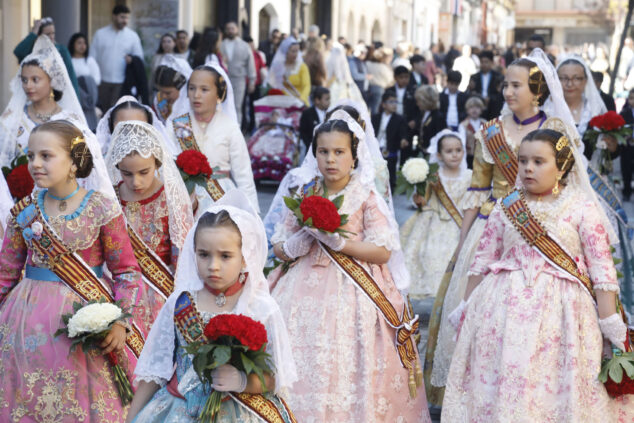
[106,120,194,334]
[267,110,430,422]
[0,120,146,422]
[442,125,634,422]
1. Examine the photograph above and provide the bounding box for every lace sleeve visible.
[468,204,505,275]
[0,216,28,303]
[362,191,398,251]
[578,200,619,293]
[270,208,301,245]
[463,138,493,210]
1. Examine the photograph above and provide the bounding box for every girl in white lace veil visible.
[153,54,193,124]
[200,62,238,124]
[0,35,87,167]
[428,128,468,171]
[96,95,176,157]
[545,55,606,136]
[133,189,297,392]
[325,42,365,104]
[105,120,194,251]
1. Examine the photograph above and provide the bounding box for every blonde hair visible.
[465,96,485,110]
[415,85,440,111]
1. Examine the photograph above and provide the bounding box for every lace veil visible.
[134,190,298,392]
[428,128,468,171]
[105,120,194,249]
[0,173,12,230]
[272,109,411,290]
[0,35,87,166]
[201,62,238,124]
[267,36,302,90]
[544,55,606,135]
[156,54,193,123]
[95,95,176,157]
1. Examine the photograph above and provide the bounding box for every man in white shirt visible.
[90,5,144,110]
[221,22,256,127]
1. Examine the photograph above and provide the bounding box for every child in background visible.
[400,129,472,298]
[459,96,486,168]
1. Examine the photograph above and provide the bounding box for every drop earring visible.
[531,96,540,107]
[552,175,561,195]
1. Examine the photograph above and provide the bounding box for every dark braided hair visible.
[311,119,359,168]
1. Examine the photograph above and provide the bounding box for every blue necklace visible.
[47,184,80,212]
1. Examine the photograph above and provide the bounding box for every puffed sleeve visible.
[270,207,302,245]
[362,191,399,251]
[463,133,494,211]
[0,216,28,303]
[468,204,505,276]
[578,201,619,292]
[100,212,146,316]
[227,125,260,213]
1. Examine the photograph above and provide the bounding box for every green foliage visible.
[600,351,634,384]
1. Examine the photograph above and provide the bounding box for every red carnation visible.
[176,150,212,177]
[6,164,34,199]
[604,376,634,398]
[204,314,268,351]
[589,114,605,130]
[299,195,342,232]
[267,88,285,96]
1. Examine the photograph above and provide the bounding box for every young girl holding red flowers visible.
[127,191,297,423]
[268,110,431,422]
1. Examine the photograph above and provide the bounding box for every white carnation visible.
[67,303,123,338]
[401,158,430,184]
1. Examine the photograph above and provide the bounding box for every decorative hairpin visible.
[71,136,85,147]
[555,135,568,151]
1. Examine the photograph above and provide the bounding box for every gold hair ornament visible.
[555,135,573,175]
[71,136,88,169]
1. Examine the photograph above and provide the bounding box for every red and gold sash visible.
[11,196,145,358]
[319,244,423,398]
[431,180,463,228]
[172,113,225,201]
[500,190,594,297]
[481,119,518,187]
[173,292,297,423]
[114,186,174,300]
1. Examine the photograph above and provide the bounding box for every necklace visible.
[48,185,80,211]
[204,272,247,307]
[512,110,546,129]
[32,104,60,122]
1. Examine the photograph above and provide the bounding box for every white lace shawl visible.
[105,120,194,249]
[134,190,297,392]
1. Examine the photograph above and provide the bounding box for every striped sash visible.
[500,190,594,298]
[588,166,632,238]
[172,113,225,201]
[431,180,463,227]
[126,225,174,299]
[11,196,145,357]
[481,119,518,186]
[319,244,423,398]
[173,292,297,423]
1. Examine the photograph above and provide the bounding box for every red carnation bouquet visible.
[2,154,34,200]
[586,111,632,174]
[184,314,272,423]
[283,185,351,236]
[175,150,224,195]
[599,303,634,398]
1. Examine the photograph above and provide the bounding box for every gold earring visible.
[552,175,561,195]
[50,90,54,100]
[531,96,540,107]
[68,168,76,180]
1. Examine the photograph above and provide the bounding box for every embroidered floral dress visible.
[429,116,521,393]
[400,168,472,298]
[0,190,145,422]
[442,186,634,422]
[118,183,174,335]
[267,175,430,423]
[132,295,295,423]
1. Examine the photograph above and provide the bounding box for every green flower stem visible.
[199,391,223,423]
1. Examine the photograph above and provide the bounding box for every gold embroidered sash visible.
[319,244,423,398]
[431,180,463,228]
[11,196,145,358]
[126,224,174,299]
[173,292,297,423]
[500,190,595,298]
[481,119,519,187]
[172,113,225,201]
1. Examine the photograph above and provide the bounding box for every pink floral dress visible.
[0,190,145,422]
[267,176,430,423]
[442,186,634,422]
[119,183,173,334]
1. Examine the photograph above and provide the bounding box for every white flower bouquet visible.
[394,157,439,198]
[55,300,134,405]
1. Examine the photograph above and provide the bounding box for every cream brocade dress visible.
[400,168,472,298]
[442,186,634,422]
